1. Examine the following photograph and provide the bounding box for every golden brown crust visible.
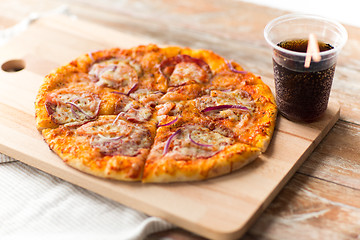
[35,44,277,183]
[42,126,145,181]
[42,115,155,181]
[142,143,260,183]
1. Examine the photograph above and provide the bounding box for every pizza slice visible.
[193,86,276,152]
[142,117,260,183]
[42,115,156,181]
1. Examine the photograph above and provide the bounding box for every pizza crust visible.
[142,143,261,183]
[42,117,151,181]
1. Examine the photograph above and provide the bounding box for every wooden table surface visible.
[1,0,359,239]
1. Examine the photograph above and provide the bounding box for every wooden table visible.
[1,0,359,239]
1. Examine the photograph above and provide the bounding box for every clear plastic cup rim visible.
[264,13,348,59]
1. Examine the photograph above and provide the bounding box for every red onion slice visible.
[111,91,127,96]
[69,102,80,118]
[65,102,93,119]
[68,97,81,118]
[112,112,123,125]
[157,117,178,127]
[189,133,213,148]
[163,129,181,155]
[127,83,138,95]
[88,52,95,62]
[226,60,247,74]
[111,83,138,96]
[201,104,249,113]
[65,96,100,120]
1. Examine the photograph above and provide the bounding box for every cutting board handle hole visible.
[1,59,25,72]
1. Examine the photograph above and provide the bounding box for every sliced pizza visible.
[35,44,277,183]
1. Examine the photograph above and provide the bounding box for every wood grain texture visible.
[0,14,340,240]
[0,0,359,239]
[249,173,360,240]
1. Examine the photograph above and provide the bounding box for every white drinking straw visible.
[304,33,321,68]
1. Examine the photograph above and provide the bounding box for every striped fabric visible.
[0,154,16,163]
[0,160,174,239]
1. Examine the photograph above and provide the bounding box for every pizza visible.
[35,44,277,183]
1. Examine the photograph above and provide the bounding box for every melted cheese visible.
[89,59,141,90]
[196,89,255,121]
[77,117,151,157]
[122,106,152,123]
[47,91,100,125]
[76,117,128,136]
[129,89,164,108]
[166,125,233,159]
[169,62,207,86]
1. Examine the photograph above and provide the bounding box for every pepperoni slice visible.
[76,116,152,157]
[164,124,233,159]
[159,55,212,86]
[89,59,141,92]
[45,90,101,126]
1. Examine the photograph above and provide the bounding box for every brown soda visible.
[273,39,335,122]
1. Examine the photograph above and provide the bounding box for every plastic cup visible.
[264,14,347,122]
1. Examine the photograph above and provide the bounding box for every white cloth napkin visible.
[0,6,174,239]
[0,161,174,240]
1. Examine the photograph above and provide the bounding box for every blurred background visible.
[242,0,359,27]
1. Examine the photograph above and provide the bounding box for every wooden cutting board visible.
[0,16,339,240]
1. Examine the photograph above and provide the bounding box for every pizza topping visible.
[112,83,138,96]
[98,134,123,141]
[45,91,101,125]
[163,125,233,158]
[159,55,212,86]
[196,89,254,121]
[114,96,152,122]
[157,116,178,127]
[157,101,186,117]
[127,83,139,95]
[89,59,141,92]
[169,62,207,86]
[113,105,152,123]
[88,52,95,62]
[189,133,213,148]
[209,89,253,102]
[121,106,153,123]
[93,127,151,157]
[156,102,176,116]
[226,60,247,74]
[235,113,253,130]
[78,117,152,157]
[129,89,164,108]
[111,94,152,123]
[36,45,277,183]
[201,104,249,113]
[77,117,133,136]
[163,129,181,155]
[65,101,96,119]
